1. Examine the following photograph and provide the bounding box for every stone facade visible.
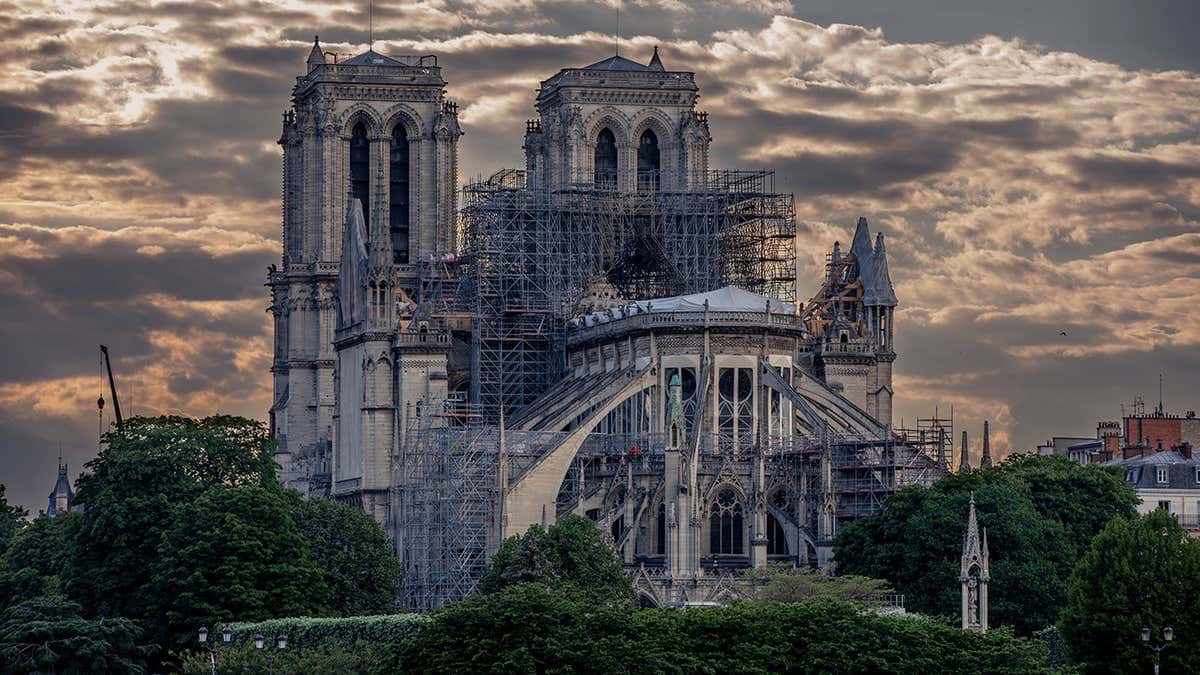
[269,39,460,499]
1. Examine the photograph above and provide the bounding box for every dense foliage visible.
[0,415,404,666]
[408,583,1048,673]
[290,497,402,615]
[0,594,150,674]
[151,485,329,648]
[67,415,279,628]
[0,485,28,556]
[834,454,1136,633]
[750,564,894,605]
[176,615,427,674]
[480,513,634,604]
[1060,509,1200,674]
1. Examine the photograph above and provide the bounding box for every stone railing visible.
[568,308,804,345]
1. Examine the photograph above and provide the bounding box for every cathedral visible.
[269,39,941,609]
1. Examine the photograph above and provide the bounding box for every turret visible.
[648,45,665,71]
[307,35,326,72]
[959,430,970,472]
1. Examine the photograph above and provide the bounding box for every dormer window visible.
[1157,466,1168,484]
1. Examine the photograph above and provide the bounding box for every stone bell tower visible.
[269,36,461,496]
[522,46,710,191]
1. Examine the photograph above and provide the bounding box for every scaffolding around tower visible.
[457,169,797,418]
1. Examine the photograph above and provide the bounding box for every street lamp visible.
[255,633,288,675]
[198,624,234,675]
[1141,625,1174,675]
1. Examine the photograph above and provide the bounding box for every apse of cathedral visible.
[268,39,943,610]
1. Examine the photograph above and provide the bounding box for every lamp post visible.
[1141,625,1174,675]
[198,624,234,675]
[254,633,288,674]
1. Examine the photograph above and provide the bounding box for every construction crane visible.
[99,345,123,430]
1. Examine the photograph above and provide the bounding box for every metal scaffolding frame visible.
[458,169,796,418]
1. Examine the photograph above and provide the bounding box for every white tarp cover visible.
[577,286,795,326]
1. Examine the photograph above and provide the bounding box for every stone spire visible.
[936,429,947,469]
[850,217,873,273]
[307,35,326,72]
[666,372,684,449]
[647,45,665,71]
[980,420,992,469]
[958,430,969,472]
[960,494,990,631]
[864,231,898,307]
[336,198,368,329]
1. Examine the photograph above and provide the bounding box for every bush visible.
[178,641,403,675]
[175,615,426,674]
[406,582,1049,673]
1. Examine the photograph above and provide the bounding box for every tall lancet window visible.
[637,129,660,191]
[594,127,617,189]
[389,124,410,264]
[709,488,744,555]
[350,122,370,231]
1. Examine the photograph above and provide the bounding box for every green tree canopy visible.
[151,485,329,649]
[66,415,278,623]
[3,512,79,579]
[290,497,401,615]
[835,473,1073,633]
[1060,509,1200,674]
[994,453,1138,556]
[480,514,634,604]
[0,484,28,556]
[751,564,894,605]
[408,583,1048,673]
[0,594,150,674]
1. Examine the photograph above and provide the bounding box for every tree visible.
[407,584,1049,673]
[751,564,894,605]
[479,514,633,604]
[0,594,150,674]
[0,484,28,556]
[995,453,1138,556]
[290,497,402,615]
[151,485,329,650]
[3,512,79,579]
[66,415,278,623]
[0,512,80,612]
[1060,509,1200,674]
[835,474,1074,633]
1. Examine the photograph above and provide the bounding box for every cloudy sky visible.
[2,0,1198,512]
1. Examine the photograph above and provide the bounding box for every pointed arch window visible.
[350,122,370,232]
[709,488,744,555]
[389,124,410,264]
[594,127,617,189]
[766,513,788,555]
[655,502,666,555]
[637,129,660,192]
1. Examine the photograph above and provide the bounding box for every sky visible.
[2,0,1198,513]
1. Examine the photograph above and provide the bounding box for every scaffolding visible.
[458,170,796,418]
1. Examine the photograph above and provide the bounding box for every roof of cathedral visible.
[582,54,655,71]
[848,217,898,307]
[577,285,794,324]
[342,49,411,67]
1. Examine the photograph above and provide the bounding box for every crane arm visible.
[100,345,123,428]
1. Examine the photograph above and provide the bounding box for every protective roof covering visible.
[576,285,794,326]
[343,49,410,66]
[848,217,898,307]
[582,55,654,71]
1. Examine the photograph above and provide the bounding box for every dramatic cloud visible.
[1,1,1197,511]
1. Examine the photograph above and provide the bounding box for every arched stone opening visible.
[594,127,618,189]
[389,124,410,263]
[637,129,660,192]
[349,122,370,231]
